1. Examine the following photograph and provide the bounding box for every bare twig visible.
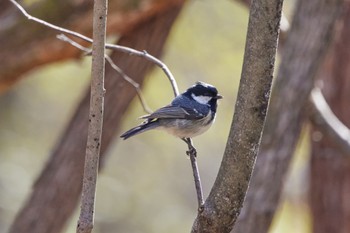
[104,55,153,114]
[56,34,92,54]
[76,0,107,232]
[190,154,204,209]
[310,87,350,154]
[57,34,152,114]
[9,0,179,97]
[182,138,204,208]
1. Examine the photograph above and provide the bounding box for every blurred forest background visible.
[1,0,346,232]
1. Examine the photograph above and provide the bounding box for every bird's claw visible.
[186,146,197,157]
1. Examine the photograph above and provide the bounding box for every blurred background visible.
[0,0,311,232]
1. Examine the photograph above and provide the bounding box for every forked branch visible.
[57,34,152,114]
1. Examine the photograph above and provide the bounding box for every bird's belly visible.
[159,113,214,138]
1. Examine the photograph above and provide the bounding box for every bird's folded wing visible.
[141,105,204,120]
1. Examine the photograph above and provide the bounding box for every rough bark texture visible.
[8,4,184,233]
[191,0,284,232]
[233,0,344,233]
[0,0,183,92]
[310,3,350,233]
[234,0,288,48]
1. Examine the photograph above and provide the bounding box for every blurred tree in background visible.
[1,0,350,233]
[310,2,350,233]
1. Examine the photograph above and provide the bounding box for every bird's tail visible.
[120,120,160,140]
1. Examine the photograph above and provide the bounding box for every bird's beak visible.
[215,94,223,99]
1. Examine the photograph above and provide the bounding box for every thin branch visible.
[57,34,152,114]
[190,154,204,208]
[9,0,179,97]
[56,34,92,54]
[310,87,350,154]
[104,55,153,114]
[76,0,107,232]
[182,138,204,208]
[9,0,92,42]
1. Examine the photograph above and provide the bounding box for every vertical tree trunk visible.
[191,0,284,232]
[234,0,344,232]
[8,4,184,233]
[310,3,350,233]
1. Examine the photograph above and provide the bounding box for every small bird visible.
[120,81,222,143]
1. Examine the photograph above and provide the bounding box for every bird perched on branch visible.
[120,81,222,144]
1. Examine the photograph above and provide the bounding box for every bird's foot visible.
[186,147,197,157]
[182,138,197,157]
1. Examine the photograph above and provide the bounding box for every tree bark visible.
[77,0,107,232]
[0,0,183,92]
[233,0,345,233]
[8,4,184,233]
[191,0,284,232]
[310,3,350,233]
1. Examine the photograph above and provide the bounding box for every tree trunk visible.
[191,0,284,232]
[310,3,350,233]
[8,4,184,233]
[233,0,345,232]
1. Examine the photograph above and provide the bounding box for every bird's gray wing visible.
[141,105,204,120]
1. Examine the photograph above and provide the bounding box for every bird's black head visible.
[184,81,222,112]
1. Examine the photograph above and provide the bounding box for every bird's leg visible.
[182,137,197,157]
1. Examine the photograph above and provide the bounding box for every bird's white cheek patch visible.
[191,94,212,105]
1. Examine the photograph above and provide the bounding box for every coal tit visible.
[120,81,222,140]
